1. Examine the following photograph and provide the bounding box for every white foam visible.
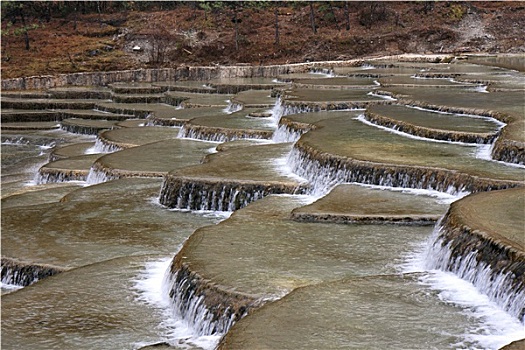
[191,210,233,220]
[0,282,23,292]
[367,91,397,100]
[402,241,525,350]
[405,104,506,128]
[223,101,243,114]
[83,145,100,155]
[270,156,310,183]
[131,257,222,350]
[269,98,284,126]
[349,182,469,204]
[356,114,483,147]
[473,85,489,93]
[476,142,525,168]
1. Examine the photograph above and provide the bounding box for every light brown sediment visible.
[500,339,525,350]
[179,124,273,142]
[292,140,524,194]
[1,98,97,110]
[291,212,441,225]
[1,54,455,91]
[374,90,524,165]
[167,251,264,335]
[363,109,498,144]
[159,175,307,211]
[89,159,167,182]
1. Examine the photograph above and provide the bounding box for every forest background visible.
[1,1,524,79]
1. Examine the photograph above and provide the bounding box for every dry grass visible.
[2,2,524,79]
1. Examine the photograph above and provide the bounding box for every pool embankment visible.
[363,109,498,144]
[166,252,264,336]
[374,90,524,165]
[291,140,523,195]
[429,187,524,321]
[1,54,455,91]
[159,175,306,211]
[1,257,66,287]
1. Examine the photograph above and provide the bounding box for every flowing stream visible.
[1,55,524,349]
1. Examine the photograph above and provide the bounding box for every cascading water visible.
[163,181,270,212]
[286,146,470,199]
[164,268,239,336]
[89,136,123,154]
[309,67,335,77]
[1,259,64,288]
[35,169,88,185]
[402,223,525,349]
[223,101,243,114]
[85,165,116,185]
[132,257,227,350]
[438,247,524,322]
[271,124,306,143]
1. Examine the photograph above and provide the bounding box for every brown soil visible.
[1,2,524,79]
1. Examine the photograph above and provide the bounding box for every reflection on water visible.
[1,55,524,349]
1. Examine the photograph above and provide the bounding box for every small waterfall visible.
[491,140,525,167]
[224,101,243,114]
[270,98,284,126]
[178,125,271,143]
[267,97,316,128]
[92,137,122,153]
[159,177,306,212]
[60,123,113,136]
[169,183,265,211]
[281,103,315,118]
[86,166,116,185]
[35,169,88,185]
[1,258,64,287]
[271,124,305,143]
[424,224,525,324]
[286,145,478,198]
[164,268,239,336]
[309,67,335,77]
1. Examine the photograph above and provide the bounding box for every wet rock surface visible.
[291,184,448,224]
[1,55,523,349]
[428,187,525,322]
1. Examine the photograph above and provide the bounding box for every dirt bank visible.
[2,2,524,79]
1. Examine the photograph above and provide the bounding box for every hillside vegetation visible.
[1,1,524,79]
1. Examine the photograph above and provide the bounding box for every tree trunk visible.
[310,2,317,34]
[274,7,279,46]
[24,31,30,50]
[234,10,239,51]
[20,12,30,51]
[329,2,339,30]
[344,2,350,31]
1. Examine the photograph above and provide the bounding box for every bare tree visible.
[148,28,172,66]
[328,2,339,30]
[344,2,350,31]
[274,6,279,46]
[227,2,243,51]
[310,2,317,34]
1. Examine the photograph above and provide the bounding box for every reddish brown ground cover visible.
[2,2,524,79]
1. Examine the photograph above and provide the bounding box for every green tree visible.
[1,1,40,50]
